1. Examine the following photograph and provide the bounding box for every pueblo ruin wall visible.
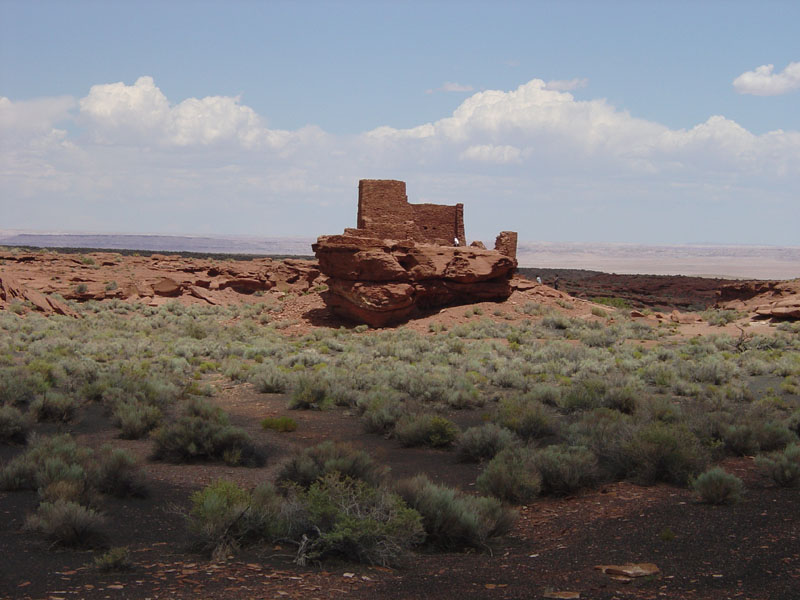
[346,179,466,246]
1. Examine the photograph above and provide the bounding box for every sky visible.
[1,0,799,246]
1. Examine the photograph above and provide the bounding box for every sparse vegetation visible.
[691,467,744,504]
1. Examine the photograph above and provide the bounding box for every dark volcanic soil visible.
[518,267,738,311]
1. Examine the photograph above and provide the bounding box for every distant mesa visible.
[312,179,518,327]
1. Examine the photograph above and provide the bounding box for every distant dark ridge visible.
[0,244,314,262]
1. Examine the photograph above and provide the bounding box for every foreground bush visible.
[395,474,516,550]
[91,446,148,498]
[152,399,264,467]
[395,414,459,448]
[0,404,29,444]
[756,443,800,487]
[623,422,709,485]
[691,467,744,505]
[112,400,162,439]
[94,546,133,572]
[476,446,541,503]
[25,500,107,548]
[29,393,77,423]
[188,476,423,566]
[300,474,424,566]
[277,441,386,488]
[456,424,517,462]
[494,396,558,441]
[533,444,599,496]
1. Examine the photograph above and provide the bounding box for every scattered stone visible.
[595,563,660,579]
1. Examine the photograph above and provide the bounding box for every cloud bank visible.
[1,76,799,244]
[733,61,800,96]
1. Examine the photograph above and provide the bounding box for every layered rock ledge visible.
[313,234,516,327]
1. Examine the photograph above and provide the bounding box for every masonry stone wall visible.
[494,231,518,262]
[355,179,465,245]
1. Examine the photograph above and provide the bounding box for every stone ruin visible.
[313,179,518,327]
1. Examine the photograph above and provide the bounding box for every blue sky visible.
[1,0,799,245]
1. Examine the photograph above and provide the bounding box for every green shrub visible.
[359,392,405,434]
[590,296,630,309]
[251,364,291,394]
[94,546,133,572]
[0,404,29,444]
[188,479,252,559]
[476,446,541,504]
[261,416,298,432]
[702,309,745,327]
[276,441,387,488]
[691,467,744,505]
[494,396,558,441]
[25,500,107,548]
[300,474,424,566]
[0,434,92,492]
[395,474,516,550]
[623,422,709,485]
[112,400,162,439]
[29,392,77,422]
[395,414,459,448]
[289,374,331,410]
[456,424,517,462]
[568,408,635,479]
[151,399,264,467]
[91,446,147,498]
[756,443,800,488]
[533,445,599,496]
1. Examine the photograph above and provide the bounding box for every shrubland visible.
[1,295,799,563]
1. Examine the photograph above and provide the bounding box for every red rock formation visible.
[314,235,516,326]
[313,180,518,327]
[716,279,800,320]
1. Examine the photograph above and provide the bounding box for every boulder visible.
[313,234,516,326]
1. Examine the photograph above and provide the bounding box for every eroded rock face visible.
[716,279,800,320]
[313,234,516,327]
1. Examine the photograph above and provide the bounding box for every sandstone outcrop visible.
[0,250,322,314]
[716,279,800,320]
[313,180,518,327]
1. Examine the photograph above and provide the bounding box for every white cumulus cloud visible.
[733,61,800,96]
[543,78,588,91]
[78,76,275,148]
[460,144,522,163]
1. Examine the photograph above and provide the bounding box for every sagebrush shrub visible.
[395,414,459,448]
[456,424,517,462]
[276,441,387,488]
[756,443,800,488]
[29,392,77,422]
[0,404,29,444]
[395,474,516,550]
[623,422,709,485]
[494,396,558,441]
[533,444,599,496]
[152,398,263,467]
[94,546,133,572]
[300,474,424,566]
[476,446,541,504]
[25,500,107,548]
[113,400,162,439]
[691,467,744,505]
[91,446,147,498]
